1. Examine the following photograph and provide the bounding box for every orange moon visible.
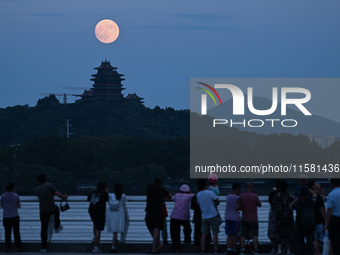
[95,19,119,44]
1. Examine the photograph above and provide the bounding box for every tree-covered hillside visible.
[0,96,339,195]
[0,95,189,145]
[0,135,189,194]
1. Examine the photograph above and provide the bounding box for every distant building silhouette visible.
[125,93,144,103]
[307,135,322,147]
[80,60,143,103]
[325,135,340,148]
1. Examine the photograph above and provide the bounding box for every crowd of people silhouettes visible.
[1,174,340,255]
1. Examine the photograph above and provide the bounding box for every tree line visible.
[0,95,189,146]
[0,96,339,195]
[0,133,338,195]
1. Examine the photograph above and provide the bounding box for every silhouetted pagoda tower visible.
[80,60,143,103]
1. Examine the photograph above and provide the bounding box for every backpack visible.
[298,199,315,231]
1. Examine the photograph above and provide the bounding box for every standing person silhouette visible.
[224,183,241,255]
[271,180,294,255]
[293,186,315,255]
[191,179,212,248]
[170,184,194,253]
[145,178,171,254]
[196,179,220,255]
[239,181,261,255]
[1,182,23,252]
[324,178,340,255]
[88,181,109,253]
[308,180,326,255]
[106,183,129,253]
[35,173,68,253]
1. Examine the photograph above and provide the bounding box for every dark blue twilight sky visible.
[1,1,340,119]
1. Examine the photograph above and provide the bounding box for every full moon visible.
[95,19,119,44]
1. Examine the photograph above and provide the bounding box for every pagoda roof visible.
[91,73,124,78]
[81,90,95,97]
[80,89,125,99]
[125,93,144,100]
[90,85,125,90]
[90,77,126,82]
[94,60,117,70]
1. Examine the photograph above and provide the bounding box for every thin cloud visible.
[135,13,241,32]
[135,24,242,33]
[6,12,71,18]
[171,13,235,23]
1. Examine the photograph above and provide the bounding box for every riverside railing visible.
[0,196,271,243]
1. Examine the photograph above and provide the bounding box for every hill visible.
[0,95,189,145]
[1,96,339,195]
[207,96,340,146]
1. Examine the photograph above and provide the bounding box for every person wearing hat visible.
[170,184,195,253]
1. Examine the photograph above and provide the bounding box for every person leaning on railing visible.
[35,173,68,253]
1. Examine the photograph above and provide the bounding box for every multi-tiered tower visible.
[80,60,143,103]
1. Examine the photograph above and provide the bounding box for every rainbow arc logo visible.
[196,82,222,106]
